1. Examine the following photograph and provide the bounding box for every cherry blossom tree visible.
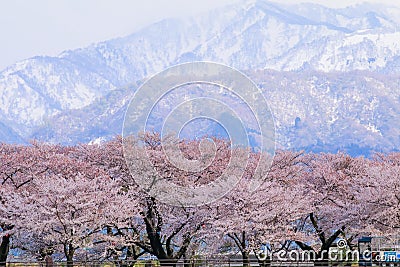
[126,133,228,265]
[12,173,136,267]
[0,142,50,265]
[0,142,80,264]
[293,152,369,265]
[79,133,238,266]
[210,150,309,267]
[3,134,398,267]
[361,153,400,239]
[1,142,138,267]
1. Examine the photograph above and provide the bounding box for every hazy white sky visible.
[0,0,399,70]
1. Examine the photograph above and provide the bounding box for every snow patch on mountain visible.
[0,0,399,155]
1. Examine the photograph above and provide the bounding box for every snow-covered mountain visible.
[0,0,399,155]
[29,70,400,156]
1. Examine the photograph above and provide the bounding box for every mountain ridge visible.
[0,0,399,155]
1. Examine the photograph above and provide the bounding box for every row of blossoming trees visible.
[0,133,400,267]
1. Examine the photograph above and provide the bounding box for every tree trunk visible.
[122,246,137,267]
[0,234,10,267]
[239,231,250,267]
[64,243,74,267]
[242,251,250,267]
[66,255,73,267]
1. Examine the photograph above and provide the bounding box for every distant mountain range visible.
[1,0,399,155]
